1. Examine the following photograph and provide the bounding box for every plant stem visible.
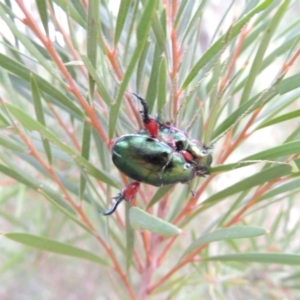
[16,0,109,145]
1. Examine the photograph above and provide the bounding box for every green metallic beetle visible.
[112,134,209,186]
[100,95,213,215]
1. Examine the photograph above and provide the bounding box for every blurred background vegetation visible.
[1,0,300,299]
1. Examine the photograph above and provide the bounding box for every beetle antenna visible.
[186,181,196,197]
[99,194,123,216]
[132,93,150,123]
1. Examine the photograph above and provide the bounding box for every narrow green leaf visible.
[0,250,25,273]
[41,191,93,234]
[0,163,36,190]
[258,178,300,202]
[136,41,150,93]
[206,253,300,265]
[30,74,52,164]
[92,129,110,170]
[53,0,86,28]
[151,12,166,53]
[240,0,291,104]
[125,203,135,270]
[31,74,45,123]
[6,104,118,187]
[157,54,167,118]
[87,0,98,96]
[212,90,275,140]
[114,0,131,45]
[258,109,300,129]
[35,0,48,35]
[174,0,188,28]
[160,7,167,38]
[180,0,206,49]
[0,5,56,78]
[276,72,300,94]
[129,207,181,237]
[0,210,27,230]
[290,160,299,173]
[136,0,158,46]
[80,120,91,200]
[71,0,87,21]
[260,35,299,71]
[202,163,292,206]
[0,136,23,152]
[145,44,162,111]
[4,233,109,266]
[181,0,274,89]
[183,226,268,257]
[0,163,74,211]
[243,140,300,161]
[123,0,139,62]
[147,185,174,208]
[154,276,189,295]
[203,65,224,144]
[210,0,234,45]
[0,111,9,128]
[291,158,300,173]
[211,140,300,172]
[282,271,300,282]
[81,55,112,106]
[0,54,83,117]
[0,2,13,16]
[109,0,159,138]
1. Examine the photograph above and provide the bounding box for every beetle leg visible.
[122,182,140,201]
[132,93,159,138]
[186,181,196,197]
[100,182,140,216]
[159,153,174,181]
[100,194,123,216]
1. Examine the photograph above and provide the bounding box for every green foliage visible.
[129,207,181,237]
[4,232,109,265]
[1,0,300,298]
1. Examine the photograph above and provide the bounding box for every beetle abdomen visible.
[112,134,196,187]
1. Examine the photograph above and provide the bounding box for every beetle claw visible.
[100,182,140,216]
[99,194,124,216]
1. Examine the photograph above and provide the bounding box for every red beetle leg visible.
[100,182,140,215]
[133,93,159,138]
[144,118,159,138]
[122,182,140,201]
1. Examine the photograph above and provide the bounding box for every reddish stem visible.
[147,255,198,293]
[47,3,88,78]
[219,108,261,164]
[16,0,108,145]
[0,178,16,186]
[225,177,284,227]
[47,103,81,151]
[17,128,136,299]
[147,22,300,298]
[219,24,249,96]
[280,46,300,75]
[157,235,177,266]
[105,45,123,81]
[81,0,87,9]
[169,0,180,125]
